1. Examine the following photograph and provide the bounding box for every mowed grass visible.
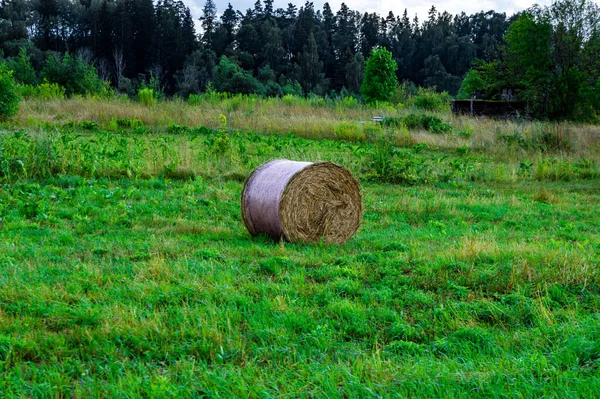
[0,103,599,397]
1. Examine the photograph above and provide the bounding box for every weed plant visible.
[138,88,157,106]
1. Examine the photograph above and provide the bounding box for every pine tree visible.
[200,0,217,48]
[299,32,325,94]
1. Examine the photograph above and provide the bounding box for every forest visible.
[0,0,514,94]
[0,0,599,120]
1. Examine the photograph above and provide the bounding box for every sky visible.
[184,0,600,33]
[183,0,555,32]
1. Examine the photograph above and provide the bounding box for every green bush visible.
[188,94,202,106]
[7,48,37,85]
[20,82,66,100]
[366,135,430,185]
[333,122,366,142]
[361,47,399,104]
[409,87,451,111]
[282,80,303,96]
[116,118,143,129]
[37,82,66,100]
[404,114,452,134]
[138,88,157,106]
[382,116,405,128]
[0,63,21,120]
[213,56,264,95]
[282,94,305,107]
[341,96,360,108]
[41,53,105,96]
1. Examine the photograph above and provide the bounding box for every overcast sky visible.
[184,0,555,31]
[184,0,600,33]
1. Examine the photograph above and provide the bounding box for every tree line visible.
[458,0,600,121]
[0,0,512,97]
[1,0,598,120]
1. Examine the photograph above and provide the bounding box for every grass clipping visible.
[242,159,362,244]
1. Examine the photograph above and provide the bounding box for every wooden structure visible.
[451,99,527,118]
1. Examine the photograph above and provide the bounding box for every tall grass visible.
[14,96,600,162]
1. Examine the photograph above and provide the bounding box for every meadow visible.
[0,95,599,397]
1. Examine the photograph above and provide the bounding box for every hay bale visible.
[241,159,362,244]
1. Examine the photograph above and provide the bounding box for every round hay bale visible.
[241,159,362,244]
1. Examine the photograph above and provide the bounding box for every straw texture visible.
[241,159,362,244]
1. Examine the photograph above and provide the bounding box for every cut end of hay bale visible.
[241,159,362,244]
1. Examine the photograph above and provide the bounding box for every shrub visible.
[41,53,105,96]
[282,80,303,96]
[382,117,405,128]
[0,63,21,120]
[282,94,305,107]
[409,87,451,111]
[20,82,66,100]
[341,96,359,108]
[19,84,36,98]
[80,120,99,130]
[361,47,399,104]
[333,122,366,142]
[138,88,157,106]
[38,82,66,100]
[499,123,571,152]
[404,114,452,134]
[116,118,143,129]
[213,56,264,95]
[365,134,430,185]
[188,94,202,106]
[7,48,37,85]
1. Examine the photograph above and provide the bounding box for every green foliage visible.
[457,69,485,99]
[499,123,572,152]
[188,93,202,106]
[0,63,21,120]
[409,87,451,111]
[138,88,157,106]
[504,12,554,117]
[333,122,366,142]
[463,0,600,121]
[116,117,143,129]
[213,56,264,95]
[41,53,106,97]
[456,60,503,100]
[20,82,66,100]
[298,33,326,95]
[6,48,37,85]
[281,94,303,106]
[361,47,399,104]
[282,80,303,96]
[385,114,452,134]
[341,96,359,108]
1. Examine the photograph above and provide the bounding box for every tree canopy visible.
[459,0,600,120]
[0,0,513,97]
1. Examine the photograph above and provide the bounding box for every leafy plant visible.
[138,88,157,106]
[7,48,37,85]
[333,122,366,142]
[34,82,66,100]
[0,63,21,120]
[404,114,452,134]
[188,94,202,106]
[361,47,399,104]
[41,53,106,96]
[409,87,451,111]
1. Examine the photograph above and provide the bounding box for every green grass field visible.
[0,98,599,397]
